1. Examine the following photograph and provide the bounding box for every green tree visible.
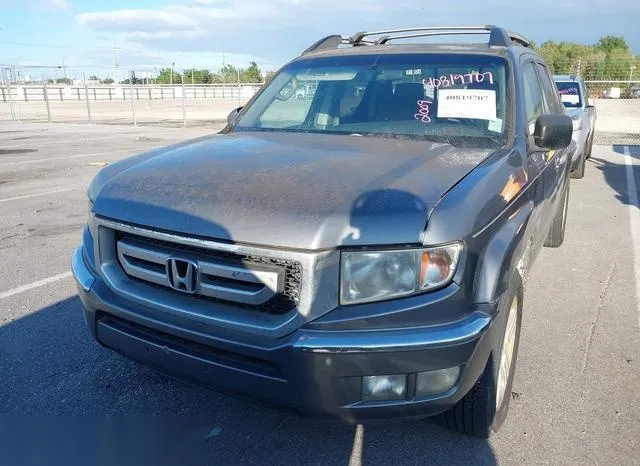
[183,68,212,84]
[596,36,629,54]
[156,67,182,84]
[242,61,261,83]
[101,78,114,84]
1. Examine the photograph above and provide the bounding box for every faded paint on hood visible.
[92,132,493,250]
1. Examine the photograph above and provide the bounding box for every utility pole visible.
[112,47,120,83]
[170,62,175,85]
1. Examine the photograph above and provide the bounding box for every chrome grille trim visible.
[117,237,283,306]
[89,215,341,338]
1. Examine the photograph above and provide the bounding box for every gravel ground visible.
[1,122,639,465]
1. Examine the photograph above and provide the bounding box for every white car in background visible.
[554,75,597,179]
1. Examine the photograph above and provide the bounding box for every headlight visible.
[572,118,583,130]
[340,243,463,305]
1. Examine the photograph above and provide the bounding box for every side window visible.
[522,62,545,129]
[535,63,564,114]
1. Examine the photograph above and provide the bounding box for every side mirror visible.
[533,114,573,150]
[227,106,243,125]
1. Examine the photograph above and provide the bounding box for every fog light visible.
[416,367,461,397]
[363,375,406,401]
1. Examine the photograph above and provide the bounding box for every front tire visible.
[442,274,523,438]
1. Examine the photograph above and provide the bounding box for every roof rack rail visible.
[301,25,531,55]
[301,35,352,55]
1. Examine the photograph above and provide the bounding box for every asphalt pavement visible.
[1,123,639,465]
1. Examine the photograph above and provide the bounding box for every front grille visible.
[115,232,302,315]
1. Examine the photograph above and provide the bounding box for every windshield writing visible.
[234,54,509,148]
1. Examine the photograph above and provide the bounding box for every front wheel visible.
[441,274,523,438]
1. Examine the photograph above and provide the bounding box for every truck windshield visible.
[555,81,582,108]
[234,53,509,148]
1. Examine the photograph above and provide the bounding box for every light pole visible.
[170,62,175,84]
[112,47,120,84]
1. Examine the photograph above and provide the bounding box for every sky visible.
[0,0,639,80]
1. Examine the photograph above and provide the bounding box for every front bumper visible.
[72,246,498,421]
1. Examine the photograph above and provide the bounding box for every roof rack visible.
[301,25,532,55]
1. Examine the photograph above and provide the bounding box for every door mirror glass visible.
[227,106,243,125]
[533,114,573,150]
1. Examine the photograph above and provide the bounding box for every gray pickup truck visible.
[553,74,597,179]
[72,26,573,438]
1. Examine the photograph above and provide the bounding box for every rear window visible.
[234,53,510,149]
[555,81,582,108]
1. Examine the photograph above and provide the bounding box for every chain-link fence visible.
[0,69,261,127]
[584,80,640,145]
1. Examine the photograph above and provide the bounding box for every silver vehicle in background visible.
[553,74,597,179]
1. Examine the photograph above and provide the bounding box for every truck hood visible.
[92,132,493,250]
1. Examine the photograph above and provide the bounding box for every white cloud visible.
[74,0,640,68]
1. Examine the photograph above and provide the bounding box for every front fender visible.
[473,199,534,304]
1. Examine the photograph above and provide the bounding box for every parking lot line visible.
[0,149,145,167]
[0,271,72,300]
[0,186,79,203]
[0,134,140,149]
[623,146,640,327]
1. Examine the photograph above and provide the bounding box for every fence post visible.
[147,79,152,111]
[237,70,241,106]
[83,73,92,123]
[7,83,16,120]
[182,72,187,128]
[43,76,51,123]
[130,71,137,126]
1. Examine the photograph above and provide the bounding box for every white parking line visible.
[0,186,79,203]
[0,271,73,300]
[623,146,640,327]
[1,134,140,149]
[0,149,138,167]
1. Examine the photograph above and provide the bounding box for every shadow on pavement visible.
[0,295,497,465]
[588,145,640,207]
